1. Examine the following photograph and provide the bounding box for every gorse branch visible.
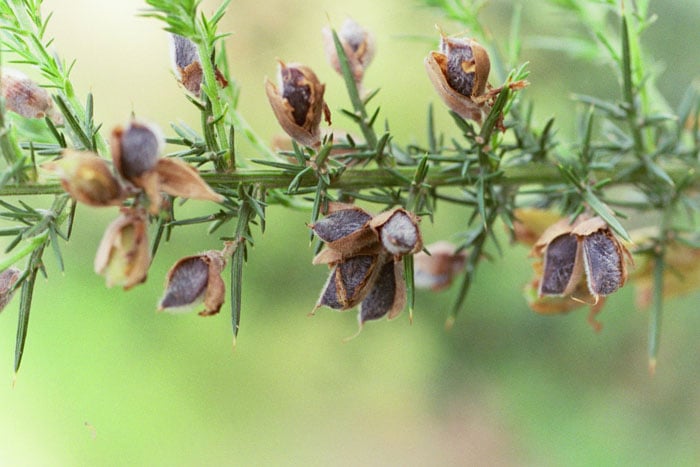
[0,0,698,374]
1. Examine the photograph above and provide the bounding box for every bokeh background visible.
[1,0,699,465]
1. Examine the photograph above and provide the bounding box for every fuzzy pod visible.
[370,207,422,257]
[170,34,204,95]
[159,250,227,316]
[265,61,330,148]
[0,67,63,124]
[413,241,467,291]
[42,150,126,207]
[94,208,150,290]
[322,18,375,84]
[0,267,21,313]
[571,217,630,299]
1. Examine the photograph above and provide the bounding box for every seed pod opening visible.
[265,61,329,148]
[159,250,226,316]
[170,34,203,95]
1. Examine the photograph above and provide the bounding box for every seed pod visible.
[314,254,380,311]
[42,150,126,207]
[170,34,204,95]
[264,61,330,148]
[309,204,378,257]
[424,34,491,123]
[111,120,164,182]
[159,250,226,316]
[413,241,467,291]
[94,208,150,290]
[322,18,375,84]
[359,258,405,324]
[571,217,630,300]
[0,267,21,313]
[370,207,422,256]
[538,232,582,297]
[0,67,63,124]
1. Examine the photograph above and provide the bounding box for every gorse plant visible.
[0,0,698,375]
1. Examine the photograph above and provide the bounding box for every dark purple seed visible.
[120,124,161,178]
[359,260,396,323]
[445,43,475,97]
[582,231,622,296]
[312,209,372,243]
[540,234,578,296]
[160,257,209,309]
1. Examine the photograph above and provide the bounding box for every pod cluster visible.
[310,204,422,330]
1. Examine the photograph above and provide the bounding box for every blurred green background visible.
[2,0,700,465]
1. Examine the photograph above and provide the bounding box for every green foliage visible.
[0,0,698,376]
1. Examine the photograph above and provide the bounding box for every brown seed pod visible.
[159,250,227,316]
[413,241,467,291]
[42,150,126,207]
[0,67,63,124]
[155,157,224,203]
[0,267,21,313]
[264,61,330,148]
[322,18,375,84]
[94,208,150,290]
[370,207,422,257]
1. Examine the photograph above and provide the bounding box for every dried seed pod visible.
[413,241,467,291]
[94,208,150,290]
[322,18,375,83]
[359,258,406,324]
[0,67,63,124]
[314,254,380,311]
[159,250,226,316]
[370,208,422,256]
[310,204,378,257]
[42,150,125,207]
[0,267,21,313]
[571,217,630,299]
[170,34,204,95]
[425,34,491,123]
[264,61,330,148]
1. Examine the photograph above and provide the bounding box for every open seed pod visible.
[370,207,422,257]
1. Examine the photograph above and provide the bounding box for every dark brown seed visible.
[444,42,476,97]
[539,234,579,296]
[582,230,623,296]
[159,257,209,309]
[281,67,311,127]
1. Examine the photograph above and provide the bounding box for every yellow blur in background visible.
[1,0,700,465]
